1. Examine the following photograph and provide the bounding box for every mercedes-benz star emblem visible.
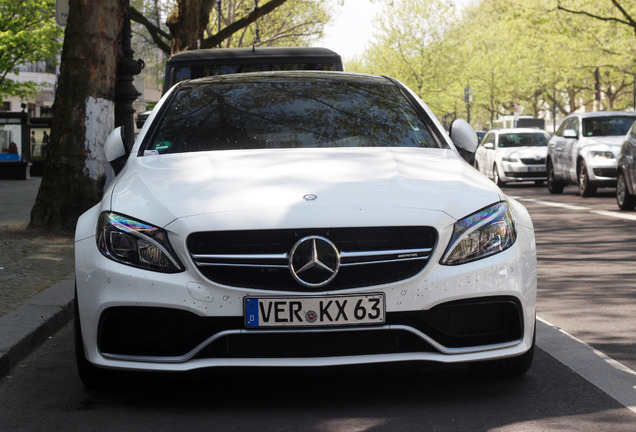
[289,236,340,288]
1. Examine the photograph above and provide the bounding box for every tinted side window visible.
[556,118,570,136]
[482,133,495,146]
[570,117,579,134]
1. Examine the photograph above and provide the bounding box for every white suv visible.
[546,111,636,196]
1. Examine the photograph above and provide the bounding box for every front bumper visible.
[586,156,618,185]
[500,161,546,182]
[75,221,537,372]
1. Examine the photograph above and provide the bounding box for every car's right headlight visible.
[96,212,184,273]
[441,202,516,265]
[590,151,615,160]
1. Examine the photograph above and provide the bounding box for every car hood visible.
[109,148,502,229]
[580,135,624,148]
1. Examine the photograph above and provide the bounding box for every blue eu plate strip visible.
[245,298,259,327]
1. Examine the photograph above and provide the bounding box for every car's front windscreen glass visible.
[498,133,549,148]
[145,77,443,154]
[582,117,636,137]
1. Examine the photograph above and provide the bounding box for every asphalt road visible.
[1,181,635,431]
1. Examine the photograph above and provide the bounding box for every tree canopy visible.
[131,0,330,56]
[349,0,636,130]
[0,0,63,101]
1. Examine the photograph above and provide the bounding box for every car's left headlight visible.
[591,151,615,159]
[502,156,518,162]
[441,202,516,265]
[96,212,184,273]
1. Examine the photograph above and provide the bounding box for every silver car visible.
[547,111,636,197]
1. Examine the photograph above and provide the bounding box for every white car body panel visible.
[474,129,549,184]
[75,72,536,374]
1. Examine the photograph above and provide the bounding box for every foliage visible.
[131,0,330,56]
[212,0,331,48]
[130,0,331,104]
[349,0,636,130]
[0,0,63,101]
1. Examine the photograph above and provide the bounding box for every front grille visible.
[593,168,616,178]
[97,297,524,359]
[187,227,437,291]
[504,171,545,178]
[520,158,545,165]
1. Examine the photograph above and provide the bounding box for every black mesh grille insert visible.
[97,297,523,359]
[520,158,546,165]
[187,227,437,291]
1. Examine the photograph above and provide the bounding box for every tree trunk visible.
[29,0,125,232]
[166,0,216,54]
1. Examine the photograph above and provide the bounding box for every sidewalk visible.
[0,178,75,376]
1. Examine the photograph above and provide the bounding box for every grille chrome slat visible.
[187,227,437,291]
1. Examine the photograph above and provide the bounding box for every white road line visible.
[511,197,590,211]
[513,197,636,221]
[537,317,636,414]
[591,210,636,222]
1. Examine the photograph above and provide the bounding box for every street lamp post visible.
[464,84,472,124]
[115,1,144,147]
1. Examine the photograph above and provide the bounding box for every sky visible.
[318,0,385,60]
[318,0,475,61]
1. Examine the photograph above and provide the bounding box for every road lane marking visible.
[591,210,636,222]
[513,197,636,221]
[511,197,590,211]
[537,317,636,414]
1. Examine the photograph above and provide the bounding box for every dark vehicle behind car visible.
[137,47,344,130]
[162,47,344,94]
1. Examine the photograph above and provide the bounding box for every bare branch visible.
[130,6,171,55]
[556,0,636,37]
[201,0,288,49]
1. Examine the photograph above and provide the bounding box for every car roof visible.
[178,70,393,87]
[566,111,636,119]
[487,128,548,134]
[167,47,342,65]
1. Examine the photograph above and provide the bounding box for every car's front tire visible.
[578,160,597,197]
[546,160,564,194]
[493,164,505,187]
[616,171,636,210]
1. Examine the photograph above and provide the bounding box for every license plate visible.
[527,166,544,172]
[244,294,385,328]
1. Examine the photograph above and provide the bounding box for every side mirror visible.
[449,119,478,163]
[563,129,578,139]
[484,142,495,150]
[104,126,129,175]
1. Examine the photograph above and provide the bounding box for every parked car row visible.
[474,111,636,212]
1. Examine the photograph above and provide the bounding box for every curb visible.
[0,273,75,376]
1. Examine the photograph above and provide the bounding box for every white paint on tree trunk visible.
[84,96,114,181]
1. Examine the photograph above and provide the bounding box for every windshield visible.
[582,116,635,137]
[498,132,549,148]
[145,76,443,154]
